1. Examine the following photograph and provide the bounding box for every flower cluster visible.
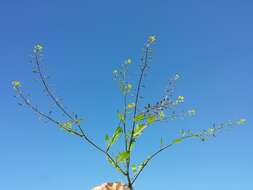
[12,80,21,89]
[33,44,43,54]
[113,58,133,94]
[176,96,185,103]
[195,118,246,141]
[148,35,156,44]
[142,74,184,117]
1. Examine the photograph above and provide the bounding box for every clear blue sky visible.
[1,0,252,189]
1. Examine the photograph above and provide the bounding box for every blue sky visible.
[1,0,253,189]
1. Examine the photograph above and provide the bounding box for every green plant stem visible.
[34,54,75,121]
[126,44,150,187]
[123,94,128,152]
[132,135,195,184]
[33,53,127,176]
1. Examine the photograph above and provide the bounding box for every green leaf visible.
[237,118,246,125]
[134,113,145,121]
[109,127,122,146]
[127,103,135,109]
[147,115,156,125]
[159,111,165,120]
[105,134,109,142]
[106,127,123,151]
[128,137,135,152]
[60,121,72,129]
[74,119,82,124]
[117,151,130,163]
[138,163,143,171]
[107,156,115,166]
[160,137,164,149]
[133,124,147,138]
[179,129,185,136]
[106,156,122,174]
[132,164,137,173]
[172,138,183,144]
[117,112,125,122]
[138,157,150,171]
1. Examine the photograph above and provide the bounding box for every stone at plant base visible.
[91,182,130,190]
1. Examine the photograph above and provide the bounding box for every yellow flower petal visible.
[177,96,185,102]
[148,35,156,43]
[12,80,21,88]
[127,58,132,64]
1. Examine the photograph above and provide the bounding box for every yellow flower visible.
[208,128,215,134]
[33,44,43,53]
[188,109,196,116]
[177,96,185,102]
[126,58,132,64]
[12,80,21,88]
[238,118,246,125]
[127,83,132,90]
[148,35,156,43]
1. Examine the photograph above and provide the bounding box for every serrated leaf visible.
[134,113,145,121]
[117,151,130,163]
[133,124,147,138]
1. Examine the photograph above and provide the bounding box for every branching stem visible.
[126,44,150,187]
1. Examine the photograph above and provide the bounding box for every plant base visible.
[91,182,130,190]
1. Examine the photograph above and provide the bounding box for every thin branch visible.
[17,88,60,125]
[126,43,151,186]
[77,125,127,176]
[131,121,240,185]
[32,52,127,175]
[128,45,150,150]
[123,95,128,152]
[16,88,84,137]
[34,54,74,121]
[131,135,193,185]
[17,87,127,175]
